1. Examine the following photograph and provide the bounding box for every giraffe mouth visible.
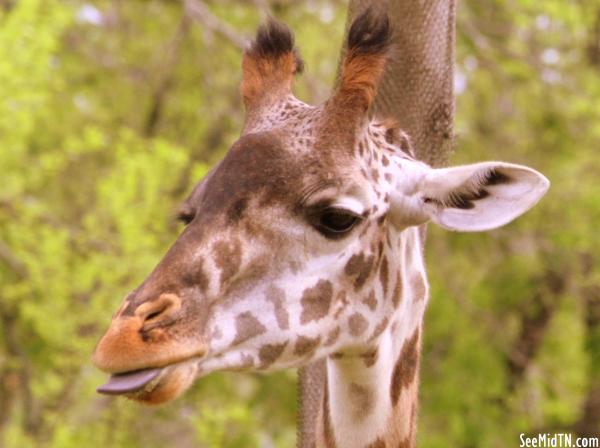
[95,358,201,404]
[96,367,163,395]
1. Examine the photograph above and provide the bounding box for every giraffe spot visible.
[362,348,379,368]
[323,327,342,347]
[213,239,242,285]
[396,438,411,448]
[324,326,341,347]
[294,335,321,357]
[227,197,248,223]
[362,290,377,311]
[384,172,393,182]
[409,272,427,302]
[390,328,420,406]
[349,382,374,420]
[382,155,390,166]
[232,312,267,346]
[368,317,389,343]
[366,437,386,448]
[300,280,333,324]
[392,271,403,307]
[345,253,375,290]
[181,257,210,293]
[258,341,288,368]
[384,126,396,144]
[380,256,389,297]
[265,286,289,330]
[226,255,270,299]
[348,313,368,337]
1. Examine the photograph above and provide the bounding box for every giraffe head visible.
[92,10,549,404]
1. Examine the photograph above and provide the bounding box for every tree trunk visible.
[297,1,455,446]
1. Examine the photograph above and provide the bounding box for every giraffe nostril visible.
[136,293,182,326]
[145,307,167,322]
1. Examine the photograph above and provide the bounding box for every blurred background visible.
[1,0,598,446]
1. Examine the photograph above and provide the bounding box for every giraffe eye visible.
[316,208,360,236]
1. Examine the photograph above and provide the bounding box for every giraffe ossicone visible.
[93,9,549,448]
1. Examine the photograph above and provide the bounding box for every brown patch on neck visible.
[362,290,377,311]
[348,312,368,337]
[232,312,267,346]
[379,255,389,296]
[361,348,379,368]
[386,381,419,448]
[258,341,288,368]
[294,335,321,357]
[390,328,420,407]
[409,272,427,302]
[348,382,374,420]
[396,437,412,448]
[366,437,386,448]
[265,285,289,330]
[367,317,389,343]
[391,271,403,308]
[324,326,341,347]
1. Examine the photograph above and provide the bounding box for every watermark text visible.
[520,433,599,448]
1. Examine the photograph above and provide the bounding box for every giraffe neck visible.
[316,227,426,448]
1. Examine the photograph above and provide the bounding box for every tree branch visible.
[184,0,248,50]
[144,14,192,137]
[506,269,565,391]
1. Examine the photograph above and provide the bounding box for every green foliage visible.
[1,0,597,447]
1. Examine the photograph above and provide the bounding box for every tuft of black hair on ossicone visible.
[248,18,304,74]
[347,7,392,55]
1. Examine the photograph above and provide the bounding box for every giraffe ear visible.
[418,162,550,232]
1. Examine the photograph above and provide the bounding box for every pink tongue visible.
[97,368,162,395]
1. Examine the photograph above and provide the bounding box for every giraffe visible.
[92,10,549,448]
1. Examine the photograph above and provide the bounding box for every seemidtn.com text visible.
[520,433,599,448]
